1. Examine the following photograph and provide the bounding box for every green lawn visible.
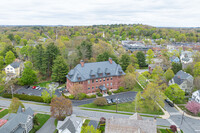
[80,102,164,115]
[159,129,169,133]
[132,82,143,92]
[83,119,90,127]
[33,81,52,88]
[30,113,50,133]
[0,109,9,118]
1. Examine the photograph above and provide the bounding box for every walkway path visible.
[36,117,56,133]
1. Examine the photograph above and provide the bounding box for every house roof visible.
[9,61,22,68]
[88,120,99,129]
[99,85,107,91]
[172,70,193,85]
[57,115,82,133]
[105,117,156,133]
[66,60,125,82]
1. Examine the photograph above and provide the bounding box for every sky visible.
[0,0,199,27]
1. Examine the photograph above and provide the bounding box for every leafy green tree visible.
[14,35,21,44]
[77,41,92,60]
[2,45,17,57]
[9,97,25,113]
[96,51,118,63]
[121,73,136,89]
[45,43,60,77]
[5,51,15,65]
[0,56,4,69]
[51,56,69,83]
[194,62,200,77]
[134,91,143,112]
[171,62,182,74]
[41,90,51,103]
[164,68,175,82]
[142,83,165,111]
[146,49,154,64]
[130,54,139,68]
[20,39,28,46]
[19,61,37,85]
[7,34,15,42]
[151,66,164,79]
[81,125,101,133]
[165,84,185,104]
[136,51,146,67]
[120,54,131,71]
[125,64,135,74]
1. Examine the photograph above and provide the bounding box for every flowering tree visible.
[185,101,200,115]
[170,125,177,132]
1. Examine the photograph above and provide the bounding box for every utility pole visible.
[135,94,137,112]
[11,86,13,98]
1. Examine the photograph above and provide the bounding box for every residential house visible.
[56,114,83,133]
[180,51,193,69]
[169,56,180,63]
[148,58,165,73]
[5,60,24,77]
[169,70,193,92]
[0,106,34,133]
[66,58,125,94]
[105,113,157,133]
[191,90,200,103]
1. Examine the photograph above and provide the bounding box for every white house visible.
[5,60,24,77]
[57,115,83,133]
[192,90,200,103]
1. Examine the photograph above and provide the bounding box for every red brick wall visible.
[66,76,123,94]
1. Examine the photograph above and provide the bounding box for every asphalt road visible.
[164,101,200,133]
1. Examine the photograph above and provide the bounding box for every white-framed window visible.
[10,68,13,70]
[107,83,109,86]
[111,77,112,80]
[88,87,90,90]
[103,78,105,81]
[100,79,102,82]
[96,79,98,82]
[110,83,112,86]
[7,68,9,70]
[88,80,90,84]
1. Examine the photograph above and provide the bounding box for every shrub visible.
[93,98,107,106]
[86,94,96,99]
[185,101,200,115]
[77,93,86,100]
[118,86,124,92]
[68,95,75,99]
[170,125,177,132]
[100,117,106,124]
[107,91,112,95]
[97,92,103,97]
[2,93,43,102]
[166,129,173,133]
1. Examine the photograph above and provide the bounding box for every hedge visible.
[2,93,44,102]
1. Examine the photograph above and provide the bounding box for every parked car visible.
[26,86,30,89]
[32,86,36,89]
[107,98,112,104]
[165,99,174,107]
[111,98,117,103]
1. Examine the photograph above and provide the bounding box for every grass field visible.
[80,102,164,115]
[0,109,9,118]
[33,81,52,88]
[30,113,50,133]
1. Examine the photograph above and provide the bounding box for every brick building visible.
[66,58,125,94]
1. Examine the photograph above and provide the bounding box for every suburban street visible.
[0,97,200,133]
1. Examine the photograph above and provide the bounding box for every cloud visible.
[0,0,199,27]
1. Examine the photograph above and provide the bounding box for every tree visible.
[77,41,92,60]
[164,68,175,82]
[96,51,118,63]
[9,97,25,113]
[146,49,154,64]
[136,51,146,67]
[93,98,107,106]
[165,84,185,104]
[7,34,15,42]
[170,125,177,133]
[185,101,200,115]
[45,43,60,77]
[81,125,101,133]
[194,76,200,90]
[194,62,200,77]
[1,45,18,57]
[134,91,143,112]
[5,51,15,65]
[120,54,131,71]
[19,61,37,85]
[0,56,4,70]
[50,96,72,120]
[120,73,136,89]
[51,56,69,83]
[130,54,139,68]
[171,62,182,74]
[125,64,135,74]
[71,84,84,100]
[41,90,51,103]
[142,83,165,111]
[14,35,21,44]
[151,66,164,79]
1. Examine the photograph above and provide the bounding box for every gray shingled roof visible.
[173,70,193,85]
[60,119,76,133]
[10,61,21,68]
[67,60,125,82]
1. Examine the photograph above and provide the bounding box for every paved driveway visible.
[36,117,56,133]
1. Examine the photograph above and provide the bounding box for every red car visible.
[32,86,36,89]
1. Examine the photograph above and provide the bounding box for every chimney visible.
[80,60,84,67]
[108,57,112,64]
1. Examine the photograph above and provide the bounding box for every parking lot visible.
[15,86,61,97]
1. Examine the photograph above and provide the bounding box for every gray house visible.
[57,114,83,133]
[0,106,34,133]
[169,70,193,92]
